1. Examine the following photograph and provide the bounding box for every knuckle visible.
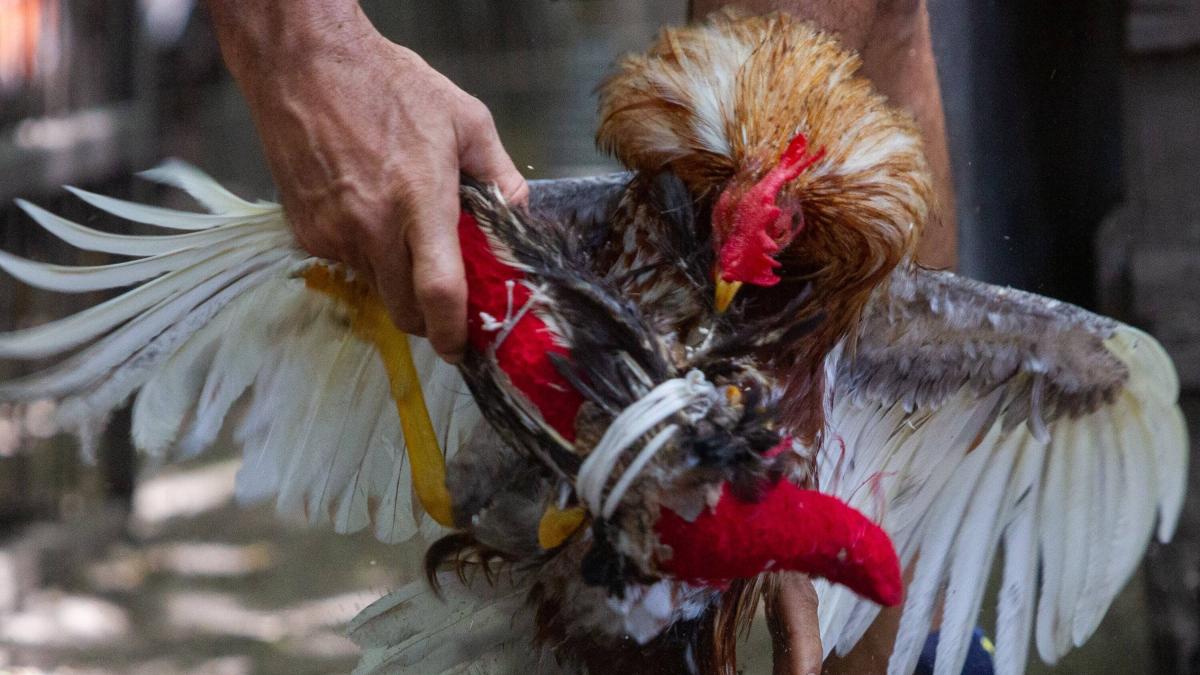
[389,177,432,215]
[429,336,465,360]
[460,97,496,134]
[506,179,531,205]
[415,273,465,306]
[390,176,453,227]
[425,314,466,354]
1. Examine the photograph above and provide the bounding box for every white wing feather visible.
[347,575,535,675]
[0,161,478,544]
[817,268,1187,675]
[137,159,276,215]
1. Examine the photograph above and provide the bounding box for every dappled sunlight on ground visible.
[1,592,129,646]
[131,460,241,528]
[0,459,415,674]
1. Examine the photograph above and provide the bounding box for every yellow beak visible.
[715,277,743,313]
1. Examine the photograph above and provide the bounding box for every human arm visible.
[768,574,825,675]
[204,1,528,361]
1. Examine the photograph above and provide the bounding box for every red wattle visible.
[458,212,583,440]
[654,481,902,607]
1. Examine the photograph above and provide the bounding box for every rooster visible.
[0,12,1186,675]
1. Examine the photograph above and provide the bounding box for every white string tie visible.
[479,279,551,352]
[577,369,718,517]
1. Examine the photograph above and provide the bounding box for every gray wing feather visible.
[818,265,1186,675]
[842,266,1127,430]
[528,172,631,228]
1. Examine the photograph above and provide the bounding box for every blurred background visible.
[0,0,1197,673]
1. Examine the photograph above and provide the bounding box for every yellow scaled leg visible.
[303,265,455,527]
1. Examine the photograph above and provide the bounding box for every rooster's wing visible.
[817,266,1186,675]
[0,164,625,546]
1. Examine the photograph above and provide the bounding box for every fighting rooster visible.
[0,12,1186,675]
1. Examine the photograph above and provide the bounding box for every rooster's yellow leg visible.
[303,265,455,527]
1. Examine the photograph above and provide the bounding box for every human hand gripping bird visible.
[206,0,529,362]
[0,12,1186,675]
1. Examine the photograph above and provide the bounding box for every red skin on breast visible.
[457,210,900,607]
[459,212,583,441]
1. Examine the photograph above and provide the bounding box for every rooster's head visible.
[597,11,932,314]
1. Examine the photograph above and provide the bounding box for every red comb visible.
[718,133,826,287]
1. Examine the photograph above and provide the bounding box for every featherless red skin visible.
[654,482,903,607]
[459,212,583,441]
[714,134,827,286]
[458,210,901,607]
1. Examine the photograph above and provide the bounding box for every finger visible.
[404,174,468,362]
[767,573,823,675]
[373,240,424,335]
[456,97,529,206]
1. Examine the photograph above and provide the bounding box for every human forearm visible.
[691,0,958,268]
[205,1,371,83]
[692,0,880,49]
[860,1,955,268]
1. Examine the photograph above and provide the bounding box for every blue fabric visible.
[914,628,996,675]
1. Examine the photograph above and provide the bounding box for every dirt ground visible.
[0,451,1160,675]
[0,457,412,675]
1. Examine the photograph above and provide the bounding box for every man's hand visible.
[207,2,527,362]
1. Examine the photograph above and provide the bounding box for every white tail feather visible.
[138,159,274,215]
[14,198,274,256]
[63,186,253,230]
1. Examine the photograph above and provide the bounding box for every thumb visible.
[456,98,529,206]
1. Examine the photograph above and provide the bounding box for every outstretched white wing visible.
[0,161,478,543]
[816,266,1186,675]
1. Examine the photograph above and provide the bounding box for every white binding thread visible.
[577,369,718,517]
[603,424,679,518]
[478,279,550,351]
[478,279,516,332]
